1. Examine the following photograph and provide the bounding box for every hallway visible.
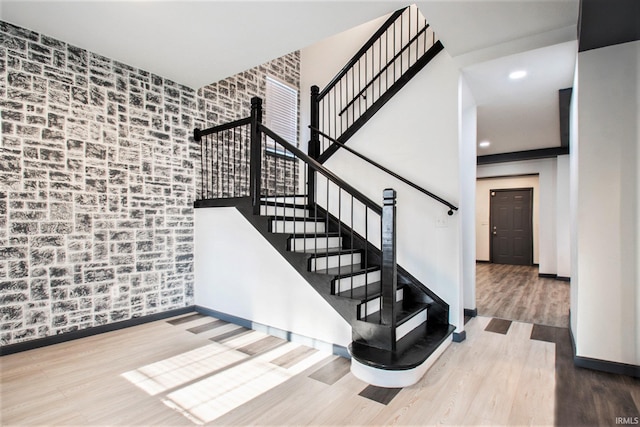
[476,263,570,327]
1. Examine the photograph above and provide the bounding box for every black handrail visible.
[260,124,382,215]
[310,125,458,215]
[317,7,407,99]
[194,116,251,141]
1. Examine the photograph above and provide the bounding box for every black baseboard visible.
[464,308,478,318]
[569,317,640,378]
[475,260,491,264]
[539,272,572,282]
[453,331,466,342]
[0,306,196,356]
[195,306,350,359]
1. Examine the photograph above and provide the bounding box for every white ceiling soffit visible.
[417,0,579,155]
[470,40,577,155]
[0,0,407,89]
[416,0,579,68]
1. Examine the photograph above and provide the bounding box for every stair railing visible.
[311,5,439,162]
[309,125,458,215]
[195,97,398,335]
[194,117,252,200]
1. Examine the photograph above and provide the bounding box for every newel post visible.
[250,97,263,215]
[308,85,320,208]
[381,188,398,339]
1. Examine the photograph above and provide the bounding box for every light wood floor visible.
[476,263,570,327]
[0,313,554,426]
[2,312,638,426]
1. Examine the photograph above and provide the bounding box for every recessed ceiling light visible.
[509,70,527,80]
[479,141,491,148]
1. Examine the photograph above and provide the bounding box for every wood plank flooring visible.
[530,324,640,425]
[1,312,637,426]
[476,263,570,327]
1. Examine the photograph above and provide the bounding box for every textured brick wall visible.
[0,21,301,346]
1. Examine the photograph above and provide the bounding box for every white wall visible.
[569,60,580,336]
[556,154,571,278]
[459,77,477,311]
[299,14,467,332]
[477,159,558,275]
[475,175,540,264]
[315,50,465,333]
[573,40,639,366]
[194,208,352,349]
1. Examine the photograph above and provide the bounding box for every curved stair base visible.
[349,333,453,388]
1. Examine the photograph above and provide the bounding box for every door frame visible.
[489,187,534,265]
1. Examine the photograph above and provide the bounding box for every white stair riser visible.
[260,205,309,217]
[289,236,342,252]
[335,270,381,293]
[271,221,326,234]
[358,288,404,318]
[261,196,307,205]
[396,309,427,342]
[310,253,362,271]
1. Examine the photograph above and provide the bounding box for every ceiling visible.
[417,0,580,155]
[0,0,405,89]
[1,0,581,156]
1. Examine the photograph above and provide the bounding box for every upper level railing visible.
[311,5,439,161]
[194,98,398,338]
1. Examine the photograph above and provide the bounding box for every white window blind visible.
[265,76,298,155]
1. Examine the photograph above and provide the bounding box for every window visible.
[265,76,298,158]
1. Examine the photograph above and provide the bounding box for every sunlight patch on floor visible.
[165,342,328,424]
[121,343,247,396]
[121,329,330,424]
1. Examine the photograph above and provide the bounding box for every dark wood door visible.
[490,188,533,265]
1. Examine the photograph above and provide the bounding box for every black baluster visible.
[350,195,354,299]
[325,177,329,274]
[309,86,319,209]
[364,204,369,319]
[233,128,237,197]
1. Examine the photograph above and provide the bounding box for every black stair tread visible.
[308,248,363,259]
[349,323,455,371]
[291,246,343,254]
[317,264,378,276]
[261,201,309,209]
[268,216,324,222]
[288,232,341,238]
[260,194,307,201]
[336,282,408,302]
[331,265,380,279]
[360,301,429,326]
[349,324,455,370]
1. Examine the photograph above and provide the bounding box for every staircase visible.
[193,5,456,387]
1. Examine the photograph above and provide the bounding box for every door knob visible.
[493,231,497,235]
